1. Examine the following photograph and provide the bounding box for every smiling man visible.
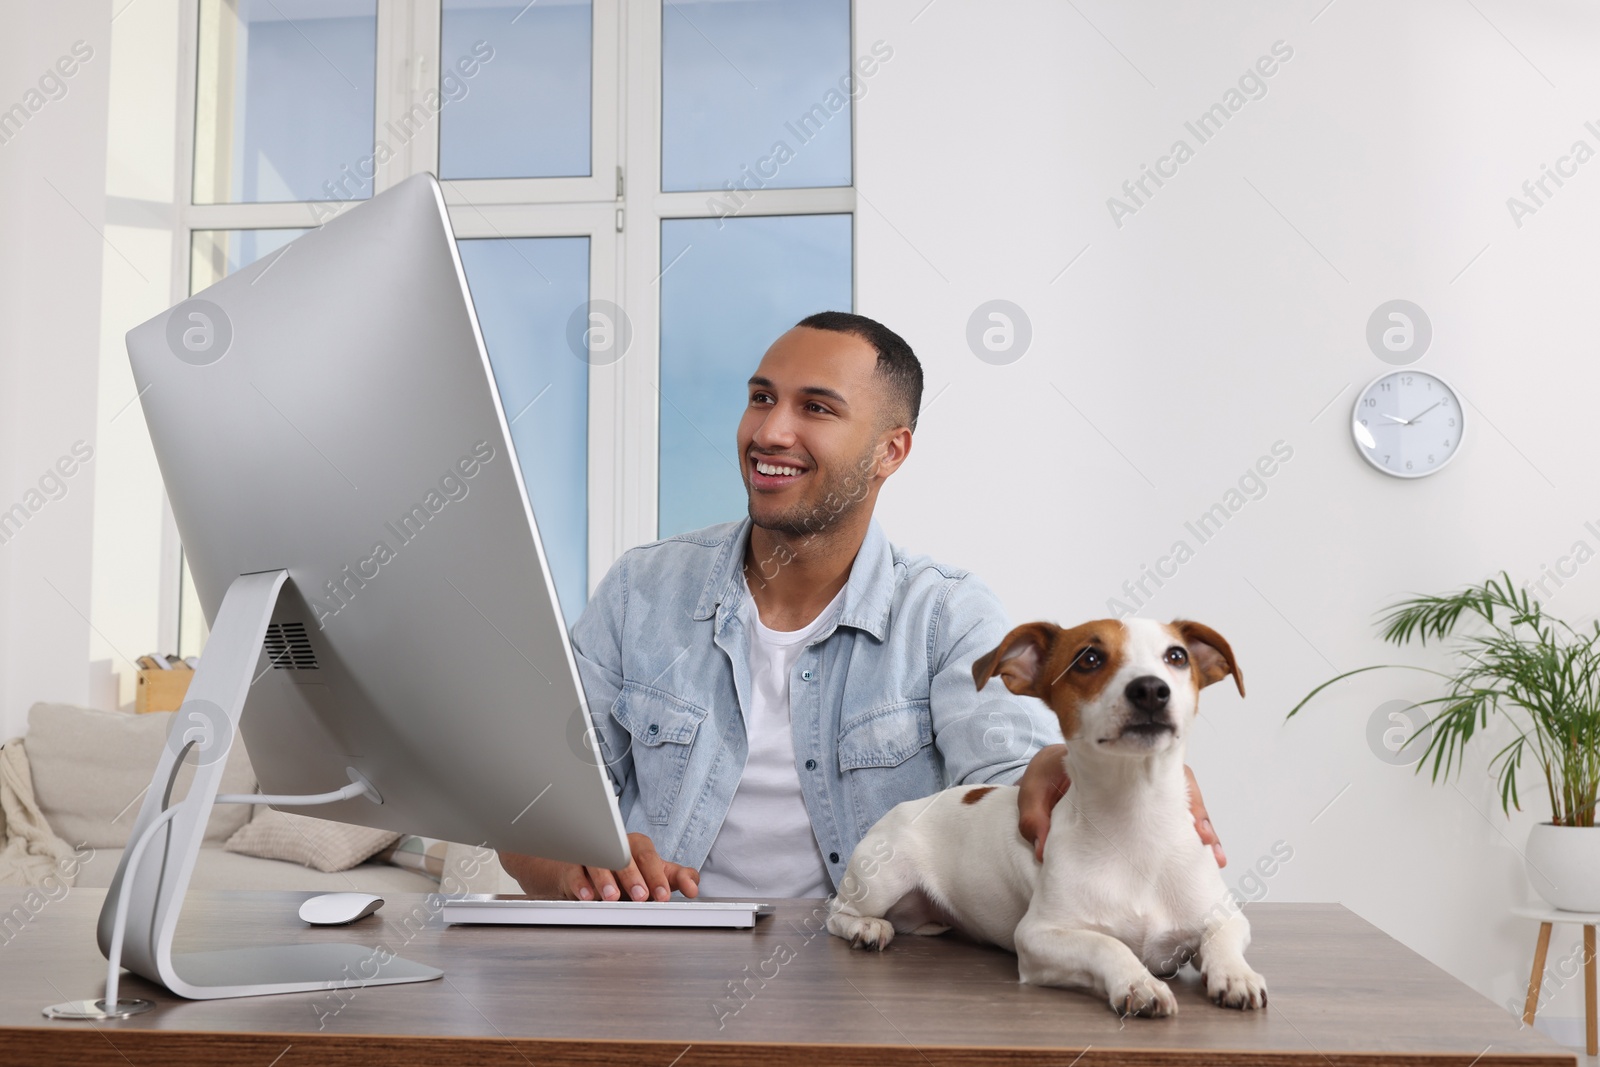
[499,312,1222,902]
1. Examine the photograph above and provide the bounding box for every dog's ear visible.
[972,622,1058,698]
[1172,620,1244,697]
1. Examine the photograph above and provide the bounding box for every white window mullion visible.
[592,0,622,206]
[654,187,855,220]
[620,0,662,557]
[587,0,630,588]
[185,201,347,231]
[576,0,624,591]
[586,220,624,598]
[442,201,612,239]
[439,176,615,207]
[163,0,204,654]
[375,0,441,194]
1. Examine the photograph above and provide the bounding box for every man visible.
[500,312,1223,901]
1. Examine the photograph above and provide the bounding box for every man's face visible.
[737,327,891,538]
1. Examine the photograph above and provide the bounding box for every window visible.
[457,236,591,628]
[660,0,851,192]
[658,213,852,536]
[192,0,378,205]
[178,227,310,653]
[438,0,592,180]
[189,228,306,290]
[169,0,855,654]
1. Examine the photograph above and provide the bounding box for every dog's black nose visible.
[1125,675,1171,716]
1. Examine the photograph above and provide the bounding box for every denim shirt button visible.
[829,852,840,864]
[805,758,817,771]
[647,723,659,736]
[801,670,813,681]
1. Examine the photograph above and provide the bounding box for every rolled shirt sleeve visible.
[568,551,636,807]
[927,572,1064,787]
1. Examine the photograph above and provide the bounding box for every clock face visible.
[1351,370,1464,478]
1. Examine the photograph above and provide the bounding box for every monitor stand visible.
[46,569,441,1017]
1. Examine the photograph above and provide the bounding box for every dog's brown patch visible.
[962,786,997,805]
[1165,620,1245,698]
[1037,620,1125,741]
[972,619,1127,741]
[971,622,1056,696]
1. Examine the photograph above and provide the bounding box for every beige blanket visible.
[0,738,78,888]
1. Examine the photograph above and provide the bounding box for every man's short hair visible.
[795,311,924,432]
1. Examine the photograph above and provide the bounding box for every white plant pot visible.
[1525,823,1600,912]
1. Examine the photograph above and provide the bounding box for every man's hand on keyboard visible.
[575,832,700,902]
[498,832,700,901]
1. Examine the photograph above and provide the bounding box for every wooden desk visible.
[0,891,1576,1066]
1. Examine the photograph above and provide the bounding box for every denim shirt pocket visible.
[837,699,941,833]
[836,698,935,767]
[610,682,709,826]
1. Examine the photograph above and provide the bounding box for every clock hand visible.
[1379,413,1410,425]
[1404,400,1443,423]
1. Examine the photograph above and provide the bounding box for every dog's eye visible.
[1165,646,1188,665]
[1074,648,1104,670]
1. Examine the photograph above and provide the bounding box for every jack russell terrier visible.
[825,618,1265,1018]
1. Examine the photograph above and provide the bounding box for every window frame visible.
[163,0,856,652]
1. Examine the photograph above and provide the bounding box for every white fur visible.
[826,617,1266,1018]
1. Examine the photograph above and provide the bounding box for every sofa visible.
[0,702,518,895]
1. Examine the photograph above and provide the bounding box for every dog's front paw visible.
[1204,962,1268,1010]
[827,912,896,951]
[1110,973,1177,1018]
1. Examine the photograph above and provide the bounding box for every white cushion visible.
[25,702,257,849]
[71,845,438,893]
[224,808,401,872]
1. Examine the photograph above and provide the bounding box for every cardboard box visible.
[136,668,193,713]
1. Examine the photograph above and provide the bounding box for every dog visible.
[825,618,1265,1018]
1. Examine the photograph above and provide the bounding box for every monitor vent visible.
[263,622,318,670]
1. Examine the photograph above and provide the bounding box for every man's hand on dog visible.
[500,832,700,901]
[1016,743,1226,868]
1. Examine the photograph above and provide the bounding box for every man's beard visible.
[747,443,878,539]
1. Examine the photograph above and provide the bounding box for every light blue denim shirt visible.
[569,516,1063,890]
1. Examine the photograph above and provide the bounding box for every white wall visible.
[1,0,1595,1044]
[858,0,1600,1039]
[0,2,112,741]
[91,0,182,712]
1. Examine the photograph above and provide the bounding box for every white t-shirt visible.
[696,579,844,899]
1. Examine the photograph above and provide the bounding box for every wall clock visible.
[1350,369,1464,478]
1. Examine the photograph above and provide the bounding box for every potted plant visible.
[1287,572,1600,911]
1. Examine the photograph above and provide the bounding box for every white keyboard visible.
[439,895,776,928]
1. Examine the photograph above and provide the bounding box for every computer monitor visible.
[94,172,629,1004]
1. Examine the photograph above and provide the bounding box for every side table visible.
[1515,904,1598,1056]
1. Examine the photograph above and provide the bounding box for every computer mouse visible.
[298,892,384,926]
